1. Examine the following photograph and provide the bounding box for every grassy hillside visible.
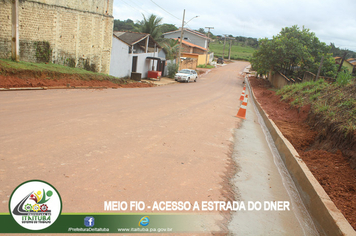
[209,41,256,61]
[0,59,115,78]
[277,77,356,136]
[0,59,145,88]
[0,59,129,83]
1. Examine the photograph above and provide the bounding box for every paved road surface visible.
[0,62,248,221]
[0,61,316,234]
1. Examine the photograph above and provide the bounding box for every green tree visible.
[136,14,163,40]
[329,43,356,59]
[197,28,206,35]
[113,19,138,32]
[251,25,337,78]
[250,38,281,76]
[161,24,178,34]
[161,39,179,78]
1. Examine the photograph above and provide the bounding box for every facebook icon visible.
[84,216,95,227]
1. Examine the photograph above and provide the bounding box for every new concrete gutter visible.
[141,77,178,86]
[246,77,356,236]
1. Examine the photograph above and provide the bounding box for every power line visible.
[121,0,138,12]
[127,0,150,15]
[121,0,147,16]
[149,0,181,21]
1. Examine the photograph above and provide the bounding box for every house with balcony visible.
[172,38,208,69]
[109,31,166,80]
[163,28,212,69]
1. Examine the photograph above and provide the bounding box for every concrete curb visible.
[0,79,177,91]
[246,77,356,236]
[196,69,212,78]
[141,78,178,86]
[0,87,48,91]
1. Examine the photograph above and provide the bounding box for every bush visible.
[167,61,178,78]
[197,64,215,69]
[66,58,76,68]
[336,71,352,86]
[34,41,52,63]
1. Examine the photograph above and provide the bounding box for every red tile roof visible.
[347,58,356,64]
[174,38,207,51]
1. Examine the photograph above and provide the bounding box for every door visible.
[161,61,166,77]
[132,56,138,72]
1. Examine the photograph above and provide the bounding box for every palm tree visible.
[162,39,179,78]
[136,14,163,40]
[162,39,179,60]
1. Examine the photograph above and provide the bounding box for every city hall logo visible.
[9,180,62,230]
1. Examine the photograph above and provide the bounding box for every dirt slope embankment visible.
[0,59,153,88]
[249,76,356,230]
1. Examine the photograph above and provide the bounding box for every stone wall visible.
[0,0,113,74]
[303,71,316,82]
[268,71,291,89]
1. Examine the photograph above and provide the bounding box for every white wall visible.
[110,36,164,79]
[163,31,207,49]
[209,52,214,63]
[109,37,131,78]
[157,49,166,59]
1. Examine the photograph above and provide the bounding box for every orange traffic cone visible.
[236,95,248,119]
[239,86,246,101]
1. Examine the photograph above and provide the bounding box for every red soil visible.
[249,76,356,230]
[0,75,153,89]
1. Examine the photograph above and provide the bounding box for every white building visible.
[109,31,166,79]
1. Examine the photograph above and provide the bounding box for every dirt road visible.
[0,62,248,220]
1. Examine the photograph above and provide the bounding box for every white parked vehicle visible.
[174,69,198,83]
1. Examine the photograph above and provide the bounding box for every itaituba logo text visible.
[9,180,62,230]
[13,189,53,223]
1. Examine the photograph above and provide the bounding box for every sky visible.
[113,0,356,52]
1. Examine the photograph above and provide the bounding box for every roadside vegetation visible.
[1,59,105,75]
[0,59,128,84]
[197,64,215,69]
[276,76,356,136]
[251,25,356,138]
[251,25,338,78]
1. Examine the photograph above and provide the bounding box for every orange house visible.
[174,38,209,69]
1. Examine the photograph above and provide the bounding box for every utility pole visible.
[315,56,324,81]
[177,9,185,71]
[205,27,214,66]
[228,37,233,60]
[337,52,347,73]
[222,34,227,59]
[11,0,19,62]
[335,52,348,79]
